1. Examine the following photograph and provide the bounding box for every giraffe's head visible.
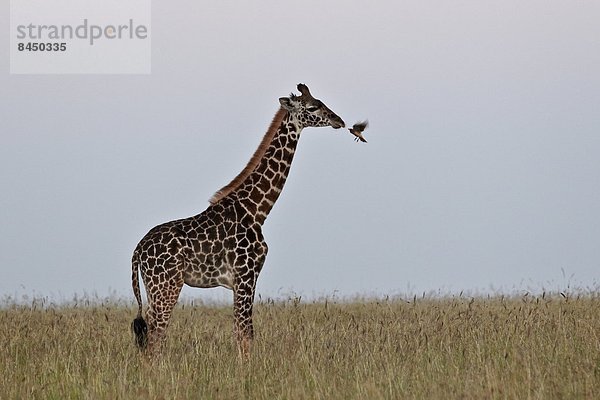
[279,83,345,130]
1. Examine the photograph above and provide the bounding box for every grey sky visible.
[1,1,599,302]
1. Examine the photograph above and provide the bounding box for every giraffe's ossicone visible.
[131,83,345,357]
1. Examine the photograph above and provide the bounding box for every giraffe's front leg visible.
[233,276,257,359]
[232,229,268,359]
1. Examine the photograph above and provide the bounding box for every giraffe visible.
[131,83,345,357]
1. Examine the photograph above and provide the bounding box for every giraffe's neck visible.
[232,109,302,225]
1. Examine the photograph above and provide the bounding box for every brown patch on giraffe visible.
[209,107,288,204]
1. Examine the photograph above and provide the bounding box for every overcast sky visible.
[1,1,599,302]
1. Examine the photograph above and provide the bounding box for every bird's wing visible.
[352,120,369,132]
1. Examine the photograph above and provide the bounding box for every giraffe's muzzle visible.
[331,117,345,129]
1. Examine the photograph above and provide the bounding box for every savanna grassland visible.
[1,294,599,399]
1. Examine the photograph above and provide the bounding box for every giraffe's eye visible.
[306,106,320,112]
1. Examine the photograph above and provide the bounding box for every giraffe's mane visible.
[209,107,288,204]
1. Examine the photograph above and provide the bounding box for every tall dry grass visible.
[1,293,599,399]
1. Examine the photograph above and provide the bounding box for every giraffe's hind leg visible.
[143,263,184,355]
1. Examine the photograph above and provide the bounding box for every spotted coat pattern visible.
[131,84,345,357]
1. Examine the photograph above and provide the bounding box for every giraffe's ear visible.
[279,97,295,111]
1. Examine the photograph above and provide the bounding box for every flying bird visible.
[348,120,369,143]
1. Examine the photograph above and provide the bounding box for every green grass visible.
[1,294,599,399]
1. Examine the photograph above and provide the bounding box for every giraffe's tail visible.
[131,251,148,349]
